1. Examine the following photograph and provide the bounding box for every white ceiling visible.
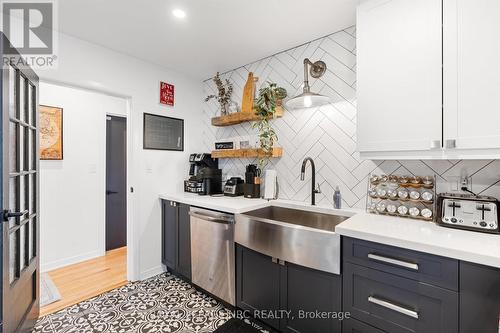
[58,0,356,79]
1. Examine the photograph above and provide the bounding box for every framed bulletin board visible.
[143,113,184,151]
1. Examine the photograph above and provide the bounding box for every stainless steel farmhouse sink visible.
[235,205,352,274]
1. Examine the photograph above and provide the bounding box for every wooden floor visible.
[40,247,128,317]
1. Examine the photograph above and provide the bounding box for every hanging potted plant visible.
[252,82,287,171]
[205,72,236,116]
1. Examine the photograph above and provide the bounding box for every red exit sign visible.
[160,81,174,106]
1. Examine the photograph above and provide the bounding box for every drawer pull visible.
[368,296,419,319]
[368,253,419,271]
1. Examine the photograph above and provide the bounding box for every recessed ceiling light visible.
[172,9,186,19]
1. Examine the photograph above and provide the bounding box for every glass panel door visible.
[2,57,40,333]
[1,31,40,333]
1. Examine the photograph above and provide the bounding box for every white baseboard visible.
[139,265,166,280]
[41,249,105,272]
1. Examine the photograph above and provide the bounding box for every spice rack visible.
[366,174,436,221]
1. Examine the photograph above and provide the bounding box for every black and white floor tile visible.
[34,273,237,333]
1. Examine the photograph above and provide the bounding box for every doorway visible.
[37,82,130,316]
[106,115,127,251]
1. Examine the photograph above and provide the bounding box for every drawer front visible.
[343,237,458,291]
[343,263,458,333]
[343,318,386,333]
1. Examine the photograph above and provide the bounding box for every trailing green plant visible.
[252,82,287,170]
[205,72,233,115]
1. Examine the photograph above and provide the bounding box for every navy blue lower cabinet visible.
[236,244,343,332]
[236,245,281,330]
[343,262,458,333]
[459,262,500,333]
[343,237,459,291]
[161,200,191,281]
[162,200,178,269]
[176,203,191,280]
[342,318,386,333]
[280,262,342,333]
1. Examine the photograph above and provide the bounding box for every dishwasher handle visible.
[189,211,234,224]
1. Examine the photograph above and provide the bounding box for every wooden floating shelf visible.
[211,147,283,159]
[211,106,284,127]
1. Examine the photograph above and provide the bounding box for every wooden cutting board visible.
[241,72,258,114]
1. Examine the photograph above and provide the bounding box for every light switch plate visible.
[447,176,460,191]
[88,164,97,174]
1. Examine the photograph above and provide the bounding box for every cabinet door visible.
[236,245,281,330]
[177,203,191,280]
[443,0,500,151]
[459,262,500,333]
[162,200,178,270]
[343,318,387,333]
[357,0,442,155]
[343,263,458,333]
[280,263,342,333]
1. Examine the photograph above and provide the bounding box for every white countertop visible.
[336,213,500,269]
[159,191,361,216]
[159,192,269,214]
[159,192,500,268]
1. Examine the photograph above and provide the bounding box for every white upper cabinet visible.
[358,0,500,159]
[357,0,443,157]
[443,0,500,152]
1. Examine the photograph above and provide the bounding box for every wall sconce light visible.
[286,58,330,109]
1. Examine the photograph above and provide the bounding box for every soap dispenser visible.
[333,186,342,209]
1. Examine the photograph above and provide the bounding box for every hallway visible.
[40,247,127,316]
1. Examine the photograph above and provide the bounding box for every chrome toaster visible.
[437,193,500,234]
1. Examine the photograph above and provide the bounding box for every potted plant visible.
[205,72,235,116]
[252,82,287,171]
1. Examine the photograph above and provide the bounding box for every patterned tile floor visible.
[34,273,233,333]
[34,271,500,332]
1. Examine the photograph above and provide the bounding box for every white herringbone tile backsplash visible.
[202,26,500,209]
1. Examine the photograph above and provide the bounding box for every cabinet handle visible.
[272,257,278,264]
[445,139,456,149]
[368,296,419,319]
[188,211,233,224]
[278,259,286,266]
[430,140,441,149]
[368,253,419,271]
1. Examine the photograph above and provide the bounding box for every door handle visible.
[430,140,441,149]
[368,253,419,271]
[445,139,456,149]
[106,190,119,195]
[3,210,28,222]
[368,296,419,319]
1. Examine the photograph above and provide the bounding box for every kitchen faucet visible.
[300,157,321,205]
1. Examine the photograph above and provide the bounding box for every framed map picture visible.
[40,105,63,160]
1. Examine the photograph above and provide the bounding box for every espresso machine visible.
[184,153,222,195]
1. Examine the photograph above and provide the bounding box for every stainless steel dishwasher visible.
[189,207,235,305]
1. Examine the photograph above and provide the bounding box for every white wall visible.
[38,32,204,280]
[39,82,127,272]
